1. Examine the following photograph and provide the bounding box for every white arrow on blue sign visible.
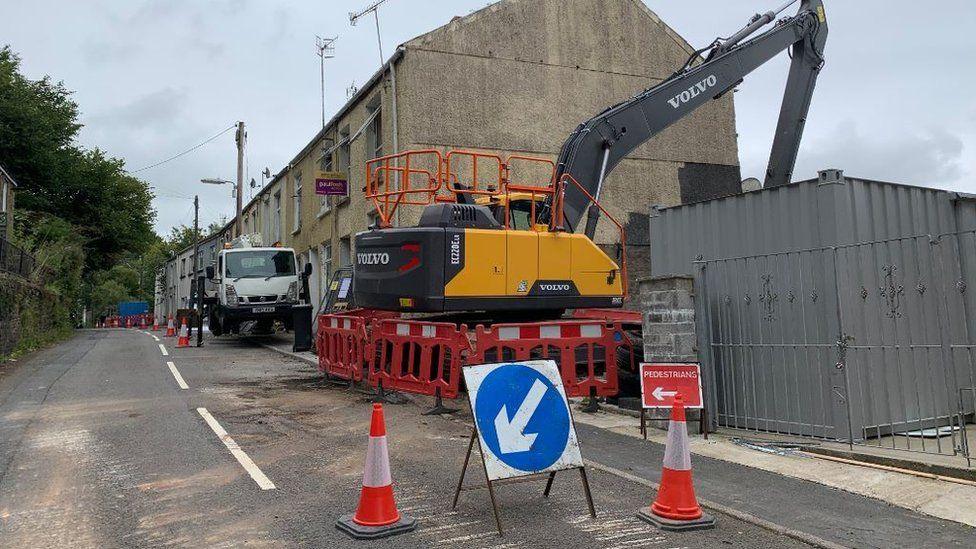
[464,360,584,481]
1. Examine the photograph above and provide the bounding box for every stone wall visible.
[0,272,70,359]
[639,276,697,362]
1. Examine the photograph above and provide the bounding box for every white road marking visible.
[166,361,189,390]
[158,344,168,356]
[152,334,160,342]
[197,408,276,490]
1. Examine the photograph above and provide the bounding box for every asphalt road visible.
[0,329,968,548]
[0,329,815,548]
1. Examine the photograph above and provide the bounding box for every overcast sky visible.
[3,1,975,235]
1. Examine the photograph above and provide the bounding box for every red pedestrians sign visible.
[640,363,703,409]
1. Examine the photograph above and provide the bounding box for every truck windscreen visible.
[225,250,296,278]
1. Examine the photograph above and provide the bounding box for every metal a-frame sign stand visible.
[451,405,596,536]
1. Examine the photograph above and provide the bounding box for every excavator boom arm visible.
[548,0,827,237]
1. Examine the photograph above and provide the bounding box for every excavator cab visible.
[476,192,549,231]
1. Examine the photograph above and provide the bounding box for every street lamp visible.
[200,177,235,200]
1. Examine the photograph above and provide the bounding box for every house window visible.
[273,191,282,243]
[292,173,302,233]
[180,258,186,278]
[321,242,333,287]
[366,97,382,159]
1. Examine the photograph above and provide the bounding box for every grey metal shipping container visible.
[649,169,976,460]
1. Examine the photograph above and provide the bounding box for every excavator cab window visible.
[508,200,535,230]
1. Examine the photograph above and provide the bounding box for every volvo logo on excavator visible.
[667,74,718,109]
[540,284,572,292]
[357,252,390,265]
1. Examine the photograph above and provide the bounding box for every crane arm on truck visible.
[545,0,828,238]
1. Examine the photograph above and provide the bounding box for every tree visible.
[0,45,156,272]
[0,46,81,215]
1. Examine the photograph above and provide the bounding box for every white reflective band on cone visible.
[362,436,393,488]
[662,420,692,471]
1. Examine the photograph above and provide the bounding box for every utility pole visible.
[192,195,203,346]
[315,36,336,128]
[235,121,245,238]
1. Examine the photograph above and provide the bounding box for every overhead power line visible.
[129,124,237,174]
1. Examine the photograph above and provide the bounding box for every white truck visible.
[204,236,310,335]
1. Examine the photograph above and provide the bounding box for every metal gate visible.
[696,230,976,464]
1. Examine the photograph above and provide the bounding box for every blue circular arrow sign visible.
[474,363,571,472]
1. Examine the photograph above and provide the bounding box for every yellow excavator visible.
[352,0,827,315]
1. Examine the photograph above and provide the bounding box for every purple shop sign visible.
[315,174,348,196]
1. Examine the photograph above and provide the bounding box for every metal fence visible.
[0,237,39,280]
[695,230,976,466]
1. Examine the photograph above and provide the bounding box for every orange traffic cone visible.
[176,318,190,348]
[151,317,159,331]
[140,316,148,329]
[336,403,416,539]
[165,315,176,337]
[125,317,132,328]
[637,395,715,531]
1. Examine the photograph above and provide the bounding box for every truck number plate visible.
[253,306,275,313]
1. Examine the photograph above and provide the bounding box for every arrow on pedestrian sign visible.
[494,378,547,454]
[651,386,678,401]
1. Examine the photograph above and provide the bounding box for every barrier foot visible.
[320,371,355,388]
[580,387,601,414]
[369,382,409,405]
[422,391,458,416]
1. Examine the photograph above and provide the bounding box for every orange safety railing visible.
[444,150,506,197]
[365,149,444,227]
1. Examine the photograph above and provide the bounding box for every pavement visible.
[0,329,973,548]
